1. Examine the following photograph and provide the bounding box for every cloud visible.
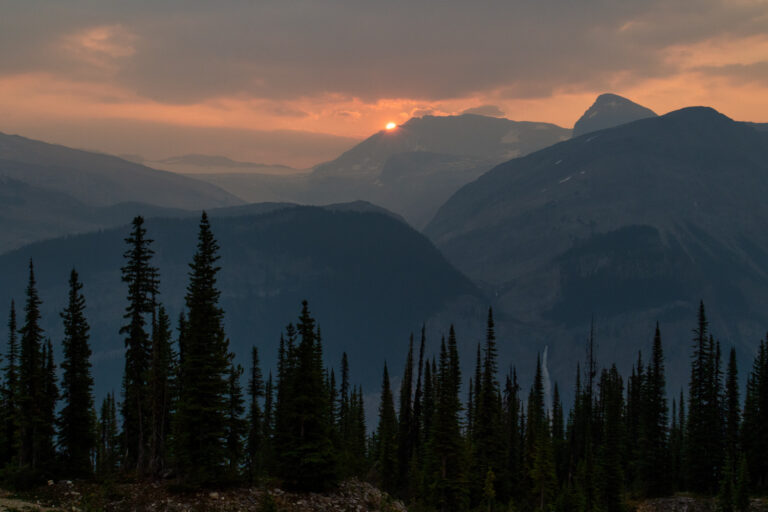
[462,105,506,117]
[2,0,767,104]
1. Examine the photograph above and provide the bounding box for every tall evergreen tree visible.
[742,338,767,490]
[425,333,467,511]
[120,216,159,473]
[246,346,264,482]
[686,303,724,493]
[473,310,504,503]
[174,212,232,484]
[18,260,47,469]
[274,301,338,491]
[58,269,95,477]
[724,347,740,465]
[1,301,19,466]
[397,335,415,498]
[638,323,669,496]
[96,391,119,476]
[40,339,58,467]
[225,361,247,478]
[148,306,174,476]
[377,362,398,494]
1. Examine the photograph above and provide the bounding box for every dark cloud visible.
[1,0,766,103]
[462,105,506,117]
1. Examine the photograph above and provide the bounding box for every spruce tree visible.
[120,216,159,473]
[1,301,19,466]
[96,391,119,476]
[396,335,415,498]
[41,338,58,467]
[473,310,504,504]
[18,260,47,469]
[638,323,669,497]
[274,301,338,491]
[742,338,767,490]
[148,306,174,476]
[58,269,95,477]
[246,346,264,482]
[225,361,247,478]
[724,347,740,465]
[377,362,398,494]
[425,333,467,511]
[174,212,232,485]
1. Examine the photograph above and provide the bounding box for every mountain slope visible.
[572,93,657,137]
[426,107,768,388]
[0,205,480,396]
[0,132,241,209]
[192,114,570,227]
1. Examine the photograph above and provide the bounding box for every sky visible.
[1,0,767,167]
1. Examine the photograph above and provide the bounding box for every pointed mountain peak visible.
[573,93,657,137]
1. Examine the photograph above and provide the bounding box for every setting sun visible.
[385,122,397,130]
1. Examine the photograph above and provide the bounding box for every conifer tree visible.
[687,303,724,493]
[638,323,668,496]
[40,338,58,466]
[120,216,159,473]
[724,347,740,465]
[58,269,95,477]
[262,372,275,474]
[174,212,232,484]
[598,365,624,512]
[18,260,47,469]
[225,361,247,478]
[377,362,398,494]
[425,333,467,511]
[501,369,522,502]
[246,346,264,482]
[397,335,415,498]
[96,391,119,476]
[148,306,174,475]
[274,301,338,491]
[473,310,504,503]
[742,338,767,490]
[1,301,19,466]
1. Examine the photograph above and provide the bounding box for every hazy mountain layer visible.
[192,114,571,228]
[0,205,481,397]
[0,132,241,209]
[427,107,768,390]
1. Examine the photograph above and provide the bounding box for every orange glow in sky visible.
[1,8,768,168]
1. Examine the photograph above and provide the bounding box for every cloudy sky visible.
[2,0,767,167]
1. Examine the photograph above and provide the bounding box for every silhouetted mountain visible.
[0,131,241,208]
[427,107,768,389]
[0,205,481,397]
[572,93,657,137]
[192,114,570,227]
[0,176,192,253]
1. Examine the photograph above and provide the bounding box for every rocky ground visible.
[0,479,407,512]
[635,496,768,512]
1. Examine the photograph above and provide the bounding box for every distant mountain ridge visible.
[192,113,571,227]
[0,132,241,208]
[0,204,482,397]
[426,106,768,392]
[0,131,242,253]
[573,93,657,137]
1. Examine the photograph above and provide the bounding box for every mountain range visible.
[191,114,571,228]
[0,132,242,252]
[0,204,481,397]
[426,106,768,390]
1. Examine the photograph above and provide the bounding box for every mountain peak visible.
[573,93,657,137]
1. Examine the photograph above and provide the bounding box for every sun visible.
[385,122,397,130]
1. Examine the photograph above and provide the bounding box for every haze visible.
[2,0,767,167]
